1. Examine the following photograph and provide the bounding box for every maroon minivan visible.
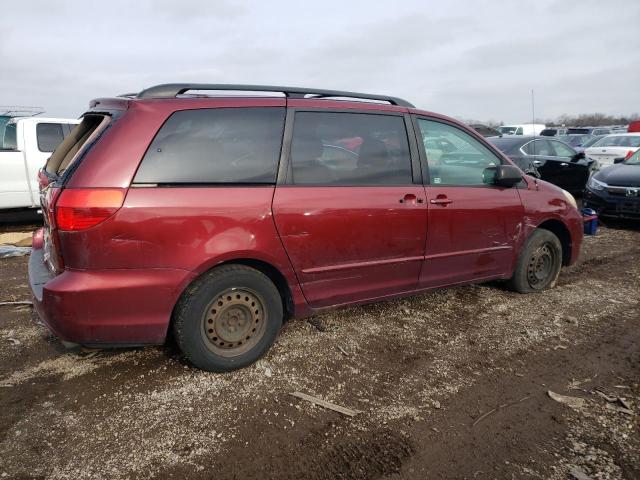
[30,84,583,371]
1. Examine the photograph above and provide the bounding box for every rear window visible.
[567,128,590,135]
[36,123,64,152]
[596,135,640,147]
[134,107,286,184]
[45,114,109,176]
[2,122,17,150]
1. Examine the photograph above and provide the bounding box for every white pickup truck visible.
[1,117,80,210]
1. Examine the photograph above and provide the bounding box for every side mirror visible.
[613,157,625,164]
[571,151,585,162]
[487,165,523,187]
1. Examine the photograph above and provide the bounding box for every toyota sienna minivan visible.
[29,84,583,372]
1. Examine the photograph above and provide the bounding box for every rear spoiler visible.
[88,98,131,111]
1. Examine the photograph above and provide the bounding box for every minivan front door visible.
[414,117,524,287]
[273,110,427,308]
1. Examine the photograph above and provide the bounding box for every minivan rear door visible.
[38,114,111,273]
[273,109,427,308]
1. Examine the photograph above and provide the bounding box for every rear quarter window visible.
[36,123,65,152]
[134,107,286,184]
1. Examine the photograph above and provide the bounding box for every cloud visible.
[0,0,638,122]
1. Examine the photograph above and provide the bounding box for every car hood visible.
[595,164,640,187]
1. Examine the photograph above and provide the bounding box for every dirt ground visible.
[0,223,638,480]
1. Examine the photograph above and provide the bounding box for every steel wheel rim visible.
[527,243,555,288]
[201,288,267,357]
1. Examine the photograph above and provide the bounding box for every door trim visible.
[301,255,424,274]
[425,244,511,260]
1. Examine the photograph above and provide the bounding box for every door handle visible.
[560,162,569,167]
[533,160,542,166]
[429,197,453,206]
[399,193,424,204]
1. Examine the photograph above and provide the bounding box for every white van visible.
[497,124,546,136]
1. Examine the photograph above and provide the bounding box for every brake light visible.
[625,150,635,160]
[55,188,125,231]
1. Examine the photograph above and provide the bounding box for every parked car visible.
[1,117,80,210]
[565,127,611,136]
[574,134,606,153]
[584,133,640,166]
[488,136,595,194]
[496,124,546,136]
[541,127,611,137]
[469,124,502,138]
[583,148,640,220]
[540,127,567,137]
[628,121,640,133]
[29,84,583,372]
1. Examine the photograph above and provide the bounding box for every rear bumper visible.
[28,245,194,346]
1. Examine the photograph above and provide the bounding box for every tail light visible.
[55,188,125,231]
[625,150,635,160]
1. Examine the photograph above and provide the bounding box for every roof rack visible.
[0,106,44,117]
[136,83,415,108]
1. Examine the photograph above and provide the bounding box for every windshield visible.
[582,136,605,148]
[595,135,640,147]
[625,149,640,165]
[497,126,517,135]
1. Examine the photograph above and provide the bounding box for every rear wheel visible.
[507,229,562,293]
[173,265,283,372]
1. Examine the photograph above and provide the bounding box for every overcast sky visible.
[1,0,638,123]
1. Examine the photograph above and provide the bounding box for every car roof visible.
[602,133,640,137]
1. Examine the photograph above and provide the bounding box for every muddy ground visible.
[0,224,638,480]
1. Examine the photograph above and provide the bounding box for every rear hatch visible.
[38,113,114,274]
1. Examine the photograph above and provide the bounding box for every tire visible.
[506,229,563,293]
[173,265,283,372]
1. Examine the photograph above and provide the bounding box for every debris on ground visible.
[569,465,594,480]
[0,231,32,247]
[547,390,586,410]
[307,317,327,332]
[472,395,531,426]
[337,345,349,356]
[290,391,362,417]
[0,246,31,258]
[0,301,33,306]
[593,389,634,414]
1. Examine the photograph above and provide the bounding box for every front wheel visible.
[507,229,563,293]
[173,265,283,372]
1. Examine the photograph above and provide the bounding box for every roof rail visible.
[136,83,415,108]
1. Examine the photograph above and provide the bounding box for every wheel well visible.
[536,220,572,265]
[211,259,294,320]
